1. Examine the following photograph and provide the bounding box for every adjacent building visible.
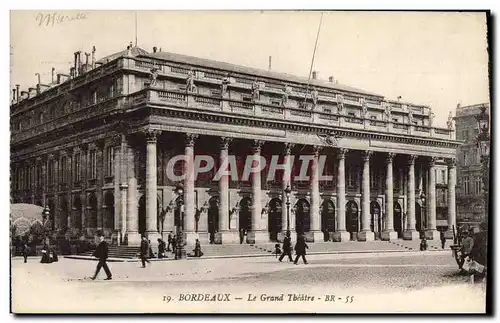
[455,103,490,226]
[10,44,461,247]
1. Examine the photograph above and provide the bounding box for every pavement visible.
[63,239,451,262]
[11,250,486,313]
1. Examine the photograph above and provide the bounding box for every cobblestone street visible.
[11,251,486,313]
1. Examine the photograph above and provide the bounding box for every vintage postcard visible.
[9,10,490,314]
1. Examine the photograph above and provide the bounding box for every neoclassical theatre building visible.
[10,45,461,246]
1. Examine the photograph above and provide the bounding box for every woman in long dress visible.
[40,243,52,263]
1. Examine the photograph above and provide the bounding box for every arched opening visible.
[346,200,359,240]
[295,199,310,235]
[73,196,82,230]
[370,201,382,239]
[138,195,146,235]
[88,193,98,230]
[208,196,219,244]
[239,197,252,232]
[60,197,69,232]
[321,200,335,241]
[394,201,403,238]
[104,191,115,234]
[268,198,282,242]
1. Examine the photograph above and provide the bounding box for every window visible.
[211,90,221,97]
[38,111,44,124]
[370,169,378,189]
[106,147,115,176]
[441,170,446,184]
[462,129,469,141]
[109,84,115,98]
[91,91,97,105]
[271,100,281,106]
[48,159,55,185]
[346,165,358,188]
[462,151,468,166]
[36,164,43,188]
[73,153,81,182]
[463,175,470,195]
[60,156,67,183]
[474,176,482,195]
[242,96,252,102]
[348,112,355,117]
[323,108,331,113]
[89,150,97,179]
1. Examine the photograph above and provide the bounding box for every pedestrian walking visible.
[22,242,29,263]
[140,236,151,268]
[171,235,177,254]
[91,233,112,280]
[279,231,293,262]
[166,233,172,251]
[193,239,203,257]
[157,238,166,258]
[293,234,309,265]
[40,242,52,263]
[440,231,446,249]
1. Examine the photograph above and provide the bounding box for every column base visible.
[184,231,200,246]
[443,230,455,240]
[402,230,420,241]
[309,231,325,243]
[357,231,375,242]
[246,231,269,244]
[146,231,162,248]
[215,231,240,244]
[381,231,398,241]
[126,231,142,246]
[425,229,440,240]
[332,231,351,242]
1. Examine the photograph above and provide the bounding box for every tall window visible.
[36,164,43,188]
[60,156,67,183]
[463,151,468,166]
[370,169,378,189]
[474,176,482,195]
[346,165,358,188]
[106,147,115,176]
[89,150,97,179]
[48,159,55,185]
[463,175,470,195]
[441,170,446,184]
[73,153,81,182]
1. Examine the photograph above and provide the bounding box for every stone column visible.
[403,155,419,240]
[445,158,457,239]
[248,140,268,243]
[358,151,374,241]
[119,134,129,244]
[280,143,294,242]
[125,142,140,246]
[96,142,104,232]
[425,157,439,240]
[382,153,397,241]
[216,137,238,244]
[333,148,350,242]
[310,146,323,242]
[145,130,161,248]
[184,133,198,245]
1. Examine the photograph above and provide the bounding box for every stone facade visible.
[10,46,461,247]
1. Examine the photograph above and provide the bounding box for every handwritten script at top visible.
[36,12,88,27]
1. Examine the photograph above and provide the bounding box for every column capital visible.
[220,137,232,150]
[184,133,199,147]
[252,140,264,153]
[446,157,456,167]
[283,143,295,156]
[386,152,395,163]
[362,150,373,162]
[95,139,106,150]
[408,154,417,165]
[143,129,161,143]
[312,145,322,157]
[428,156,437,167]
[336,148,348,160]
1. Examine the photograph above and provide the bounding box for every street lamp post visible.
[475,105,490,223]
[174,185,186,260]
[419,193,426,238]
[284,184,291,234]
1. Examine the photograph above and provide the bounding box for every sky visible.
[10,10,490,127]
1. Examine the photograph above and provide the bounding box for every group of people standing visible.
[277,232,309,265]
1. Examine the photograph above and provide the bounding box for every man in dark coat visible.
[140,236,150,268]
[157,238,166,258]
[22,242,29,263]
[279,231,293,262]
[166,233,172,251]
[293,234,309,265]
[91,234,112,280]
[440,231,446,249]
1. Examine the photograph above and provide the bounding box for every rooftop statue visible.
[186,69,197,93]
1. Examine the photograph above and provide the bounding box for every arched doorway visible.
[415,202,423,232]
[295,199,310,235]
[370,201,381,239]
[208,196,219,244]
[138,195,146,235]
[321,200,335,241]
[268,198,282,241]
[239,197,252,232]
[73,196,82,231]
[47,199,55,231]
[394,201,403,238]
[346,200,359,240]
[60,197,69,232]
[88,193,97,231]
[104,191,115,235]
